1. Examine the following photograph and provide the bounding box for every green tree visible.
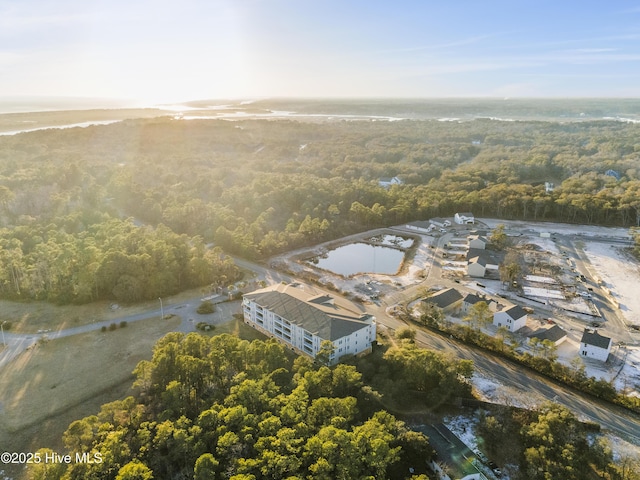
[194,453,220,480]
[464,301,492,330]
[315,340,336,366]
[115,460,154,480]
[490,224,509,250]
[395,326,417,342]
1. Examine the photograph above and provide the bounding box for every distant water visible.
[235,98,640,123]
[0,96,138,114]
[3,97,640,124]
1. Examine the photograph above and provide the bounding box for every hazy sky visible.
[3,0,640,103]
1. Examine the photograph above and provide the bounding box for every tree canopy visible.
[2,116,640,304]
[33,333,438,480]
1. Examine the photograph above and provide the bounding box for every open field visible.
[0,315,265,477]
[0,286,212,334]
[0,316,180,454]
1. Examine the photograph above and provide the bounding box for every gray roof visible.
[423,288,463,309]
[528,325,567,343]
[581,329,612,349]
[244,284,373,341]
[467,248,494,265]
[468,255,488,267]
[504,305,528,320]
[468,234,488,243]
[407,220,432,229]
[463,293,485,305]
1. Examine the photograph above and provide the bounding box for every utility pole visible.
[159,297,164,320]
[1,321,6,346]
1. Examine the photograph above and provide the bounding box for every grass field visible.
[0,313,267,478]
[0,316,179,440]
[0,287,210,334]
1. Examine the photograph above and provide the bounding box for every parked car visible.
[488,461,502,476]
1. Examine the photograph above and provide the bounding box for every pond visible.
[309,242,406,276]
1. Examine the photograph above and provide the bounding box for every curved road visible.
[1,251,639,446]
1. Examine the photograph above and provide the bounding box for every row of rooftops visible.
[423,287,612,350]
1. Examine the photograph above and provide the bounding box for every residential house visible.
[467,248,500,278]
[467,255,488,278]
[379,176,403,188]
[493,305,528,332]
[604,169,621,181]
[423,287,463,313]
[461,293,498,315]
[405,220,434,233]
[242,284,376,364]
[467,234,488,250]
[454,212,475,224]
[579,328,612,361]
[528,325,567,346]
[429,217,452,228]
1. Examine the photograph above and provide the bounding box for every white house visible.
[493,305,528,332]
[467,255,488,278]
[467,234,488,250]
[242,283,376,364]
[379,176,403,188]
[461,293,498,315]
[405,220,434,233]
[579,329,612,362]
[429,217,451,228]
[454,212,475,225]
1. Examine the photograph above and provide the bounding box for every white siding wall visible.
[579,343,610,362]
[242,298,375,362]
[468,263,486,278]
[493,311,526,332]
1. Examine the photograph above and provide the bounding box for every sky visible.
[2,0,640,103]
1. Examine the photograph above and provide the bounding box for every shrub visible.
[197,301,215,314]
[109,323,117,331]
[196,322,215,332]
[101,326,107,332]
[120,321,128,328]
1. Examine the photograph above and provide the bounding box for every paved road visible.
[1,247,639,445]
[367,228,640,446]
[0,294,240,368]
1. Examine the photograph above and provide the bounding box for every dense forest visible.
[1,115,640,303]
[25,333,459,480]
[26,333,638,480]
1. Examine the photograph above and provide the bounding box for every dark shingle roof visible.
[463,293,485,305]
[244,285,373,341]
[504,305,528,320]
[528,325,567,343]
[581,329,612,349]
[424,288,463,309]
